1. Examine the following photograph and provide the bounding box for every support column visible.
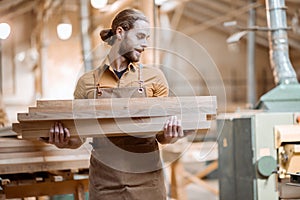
[35,0,49,98]
[0,40,2,95]
[247,0,257,108]
[79,0,93,72]
[139,0,156,65]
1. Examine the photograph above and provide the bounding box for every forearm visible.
[156,130,195,144]
[156,132,178,144]
[53,137,85,149]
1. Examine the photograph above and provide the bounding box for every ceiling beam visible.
[0,0,24,12]
[0,0,37,21]
[181,0,300,51]
[183,2,261,35]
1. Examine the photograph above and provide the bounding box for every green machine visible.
[218,112,300,199]
[218,0,300,199]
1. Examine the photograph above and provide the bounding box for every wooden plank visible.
[18,117,211,139]
[0,137,64,153]
[18,108,214,121]
[4,179,89,198]
[21,97,216,122]
[0,153,89,164]
[35,96,216,108]
[31,98,216,113]
[13,96,217,139]
[0,157,90,175]
[0,137,48,148]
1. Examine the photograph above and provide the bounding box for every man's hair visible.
[100,9,149,46]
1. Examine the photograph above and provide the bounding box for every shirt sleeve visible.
[73,76,87,99]
[153,68,169,97]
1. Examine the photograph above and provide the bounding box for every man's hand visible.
[40,122,83,149]
[49,122,71,148]
[156,116,189,144]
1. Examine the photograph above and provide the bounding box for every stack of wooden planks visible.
[12,96,217,139]
[0,136,90,175]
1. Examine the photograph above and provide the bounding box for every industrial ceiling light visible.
[90,0,108,9]
[56,16,72,40]
[226,31,248,43]
[155,0,168,6]
[0,23,11,40]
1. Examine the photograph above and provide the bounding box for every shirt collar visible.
[102,57,137,72]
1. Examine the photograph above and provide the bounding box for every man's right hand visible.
[41,122,83,149]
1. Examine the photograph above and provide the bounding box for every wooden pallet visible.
[12,96,217,139]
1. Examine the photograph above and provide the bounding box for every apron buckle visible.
[138,87,144,94]
[97,84,103,96]
[138,80,144,94]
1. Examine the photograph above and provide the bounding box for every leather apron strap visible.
[93,64,109,99]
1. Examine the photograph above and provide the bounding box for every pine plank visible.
[0,160,90,175]
[23,97,216,121]
[0,152,89,163]
[20,107,214,121]
[19,116,211,139]
[35,96,216,109]
[13,96,217,139]
[0,138,53,153]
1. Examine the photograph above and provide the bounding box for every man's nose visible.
[141,38,148,48]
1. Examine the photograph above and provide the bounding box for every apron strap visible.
[138,63,144,94]
[93,64,109,98]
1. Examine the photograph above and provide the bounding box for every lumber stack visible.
[0,137,90,174]
[12,96,217,139]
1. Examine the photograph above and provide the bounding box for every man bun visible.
[99,9,148,46]
[100,29,114,45]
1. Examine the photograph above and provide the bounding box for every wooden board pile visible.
[12,96,217,139]
[0,136,90,174]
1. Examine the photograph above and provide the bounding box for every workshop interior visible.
[0,0,300,199]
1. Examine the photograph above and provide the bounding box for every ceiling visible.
[0,0,300,50]
[181,0,300,50]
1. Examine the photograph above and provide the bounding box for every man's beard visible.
[118,40,140,63]
[123,51,139,62]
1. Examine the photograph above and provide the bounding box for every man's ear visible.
[116,26,125,40]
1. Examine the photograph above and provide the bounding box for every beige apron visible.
[88,64,166,200]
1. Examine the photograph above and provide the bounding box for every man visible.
[48,9,186,200]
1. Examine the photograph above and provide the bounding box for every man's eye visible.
[137,34,145,40]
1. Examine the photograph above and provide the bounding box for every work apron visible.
[88,65,166,200]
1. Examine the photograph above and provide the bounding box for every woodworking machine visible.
[218,0,300,199]
[218,112,300,200]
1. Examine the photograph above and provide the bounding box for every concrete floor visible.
[186,180,219,200]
